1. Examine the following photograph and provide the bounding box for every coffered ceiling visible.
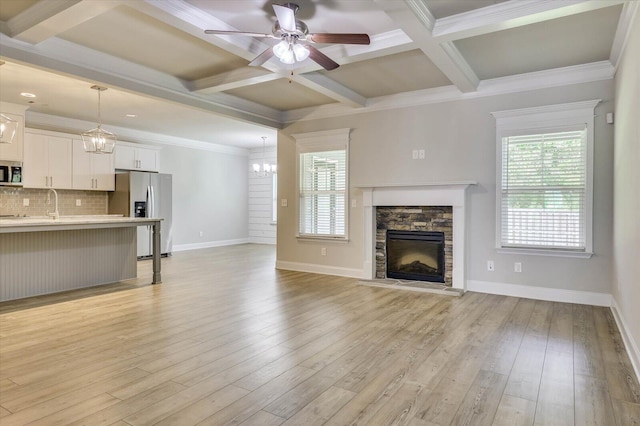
[0,0,636,148]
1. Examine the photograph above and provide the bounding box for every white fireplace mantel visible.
[357,182,477,290]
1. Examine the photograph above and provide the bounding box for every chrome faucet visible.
[47,188,59,220]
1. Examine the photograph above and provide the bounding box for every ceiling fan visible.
[204,2,370,71]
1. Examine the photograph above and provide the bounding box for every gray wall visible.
[277,79,614,294]
[158,144,248,248]
[612,11,640,365]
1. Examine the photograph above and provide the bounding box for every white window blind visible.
[501,128,587,250]
[299,150,346,237]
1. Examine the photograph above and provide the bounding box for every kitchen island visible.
[0,216,162,302]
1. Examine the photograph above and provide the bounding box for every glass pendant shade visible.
[273,40,289,58]
[293,44,310,61]
[0,113,18,144]
[82,85,116,154]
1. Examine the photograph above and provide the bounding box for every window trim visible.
[293,128,350,241]
[491,100,600,258]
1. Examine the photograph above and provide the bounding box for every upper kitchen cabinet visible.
[0,102,28,162]
[23,130,73,189]
[72,139,115,191]
[115,142,159,172]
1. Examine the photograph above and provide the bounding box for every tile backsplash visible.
[0,187,108,216]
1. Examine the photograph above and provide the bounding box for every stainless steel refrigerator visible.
[108,172,173,258]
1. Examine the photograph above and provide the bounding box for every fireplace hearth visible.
[386,230,445,283]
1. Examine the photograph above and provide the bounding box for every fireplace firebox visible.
[386,230,445,283]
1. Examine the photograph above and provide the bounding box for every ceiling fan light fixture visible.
[81,85,116,154]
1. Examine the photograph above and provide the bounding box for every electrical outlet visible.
[351,199,357,208]
[514,262,522,273]
[412,150,419,159]
[487,260,494,271]
[23,198,29,206]
[281,199,288,207]
[76,199,82,207]
[321,247,327,256]
[419,149,425,159]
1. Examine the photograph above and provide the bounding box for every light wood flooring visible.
[0,244,638,425]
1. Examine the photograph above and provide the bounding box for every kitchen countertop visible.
[0,215,162,233]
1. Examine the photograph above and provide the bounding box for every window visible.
[294,129,349,239]
[492,100,599,257]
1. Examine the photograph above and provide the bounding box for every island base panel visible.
[0,228,137,301]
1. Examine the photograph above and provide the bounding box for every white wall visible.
[277,79,614,298]
[248,146,277,245]
[158,144,249,250]
[612,10,640,375]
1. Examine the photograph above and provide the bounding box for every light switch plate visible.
[281,199,288,207]
[23,198,29,206]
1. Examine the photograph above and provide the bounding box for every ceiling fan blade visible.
[205,30,273,38]
[308,33,371,45]
[273,4,296,32]
[248,48,275,67]
[307,45,339,71]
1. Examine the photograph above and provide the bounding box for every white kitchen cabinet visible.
[0,102,28,162]
[23,132,73,189]
[115,144,159,172]
[72,139,115,191]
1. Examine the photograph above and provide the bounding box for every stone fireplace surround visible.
[358,182,476,290]
[376,206,453,285]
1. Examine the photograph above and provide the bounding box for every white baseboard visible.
[275,261,365,279]
[173,238,249,252]
[611,297,640,383]
[466,280,612,307]
[248,237,277,245]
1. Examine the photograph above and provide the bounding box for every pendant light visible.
[0,113,18,144]
[81,85,116,154]
[252,136,276,176]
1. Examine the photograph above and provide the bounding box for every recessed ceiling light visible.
[20,92,36,98]
[125,114,137,118]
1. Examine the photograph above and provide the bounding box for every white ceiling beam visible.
[7,0,123,44]
[189,68,284,94]
[0,34,283,128]
[432,0,628,42]
[377,0,479,93]
[291,72,367,108]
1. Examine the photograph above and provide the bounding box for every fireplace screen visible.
[386,230,445,282]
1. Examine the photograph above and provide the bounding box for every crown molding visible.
[26,111,249,156]
[610,0,640,71]
[432,0,627,42]
[282,61,614,123]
